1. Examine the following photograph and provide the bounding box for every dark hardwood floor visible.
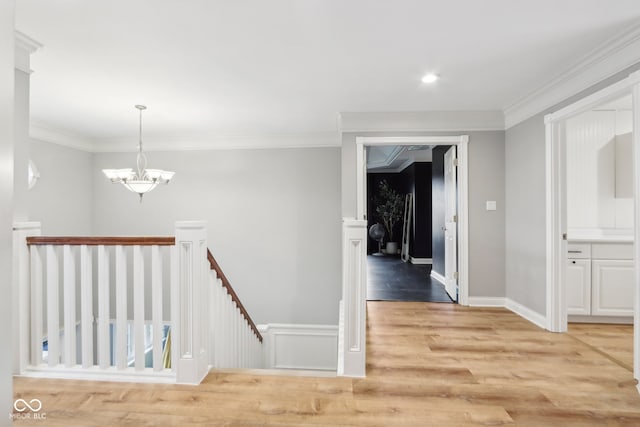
[366,255,453,303]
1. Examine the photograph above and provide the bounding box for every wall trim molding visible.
[505,22,640,129]
[505,298,547,330]
[14,30,42,74]
[340,111,504,133]
[410,257,432,265]
[430,270,446,286]
[258,323,338,372]
[467,297,506,307]
[30,123,341,153]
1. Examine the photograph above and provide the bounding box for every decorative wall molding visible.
[340,111,505,133]
[30,123,341,153]
[505,298,547,330]
[14,30,42,74]
[258,324,338,371]
[505,22,640,129]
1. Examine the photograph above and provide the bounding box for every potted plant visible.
[374,179,404,255]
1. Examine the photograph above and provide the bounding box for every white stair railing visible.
[207,249,263,369]
[14,221,263,383]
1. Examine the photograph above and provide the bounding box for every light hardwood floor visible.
[13,302,640,426]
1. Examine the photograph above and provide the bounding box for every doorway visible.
[355,136,470,305]
[365,146,452,302]
[545,71,640,388]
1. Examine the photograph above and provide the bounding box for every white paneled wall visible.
[566,109,633,233]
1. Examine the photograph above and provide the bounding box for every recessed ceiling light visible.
[421,73,438,84]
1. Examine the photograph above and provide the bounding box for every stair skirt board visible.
[257,324,338,372]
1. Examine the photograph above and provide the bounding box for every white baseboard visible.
[410,257,432,265]
[505,298,546,330]
[467,297,506,307]
[568,315,633,324]
[430,270,446,285]
[258,324,338,372]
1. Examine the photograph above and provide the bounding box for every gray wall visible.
[92,147,342,325]
[504,62,640,316]
[27,139,93,235]
[505,114,547,313]
[1,1,14,420]
[342,131,506,299]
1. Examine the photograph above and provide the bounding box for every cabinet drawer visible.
[591,243,634,260]
[567,243,591,259]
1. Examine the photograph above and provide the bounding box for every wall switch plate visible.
[486,201,497,211]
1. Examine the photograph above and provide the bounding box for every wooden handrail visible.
[207,249,263,343]
[26,236,176,246]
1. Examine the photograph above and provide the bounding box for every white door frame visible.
[355,135,470,305]
[544,70,640,390]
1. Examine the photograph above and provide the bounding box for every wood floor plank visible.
[14,301,640,426]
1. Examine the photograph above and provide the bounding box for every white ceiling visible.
[15,1,640,148]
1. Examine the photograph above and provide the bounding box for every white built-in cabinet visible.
[566,242,634,317]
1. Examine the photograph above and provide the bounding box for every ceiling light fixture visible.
[102,105,174,202]
[421,73,439,84]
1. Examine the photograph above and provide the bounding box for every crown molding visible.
[340,111,505,133]
[29,122,340,153]
[504,22,640,129]
[30,121,95,152]
[366,145,404,169]
[14,30,42,73]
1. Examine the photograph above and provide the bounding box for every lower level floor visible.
[13,302,639,426]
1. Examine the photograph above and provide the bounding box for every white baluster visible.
[224,292,232,367]
[115,245,127,370]
[170,244,178,373]
[45,245,59,367]
[152,245,163,371]
[63,245,76,367]
[133,245,145,371]
[80,245,93,369]
[97,245,110,368]
[30,245,43,366]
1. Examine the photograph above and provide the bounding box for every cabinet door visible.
[591,259,634,316]
[567,259,591,315]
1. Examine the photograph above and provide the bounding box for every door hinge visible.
[453,214,458,223]
[453,158,459,167]
[562,233,567,240]
[453,271,459,280]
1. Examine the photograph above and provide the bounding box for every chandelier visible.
[102,105,174,201]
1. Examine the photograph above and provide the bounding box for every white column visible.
[12,221,41,373]
[0,12,15,421]
[631,72,640,391]
[337,219,367,377]
[173,221,209,384]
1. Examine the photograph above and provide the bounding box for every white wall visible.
[27,139,93,235]
[342,130,506,299]
[566,110,633,233]
[92,147,342,326]
[1,2,15,422]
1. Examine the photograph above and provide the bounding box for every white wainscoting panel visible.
[258,324,338,372]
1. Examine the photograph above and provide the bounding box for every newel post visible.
[173,221,209,384]
[338,219,367,377]
[12,221,41,374]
